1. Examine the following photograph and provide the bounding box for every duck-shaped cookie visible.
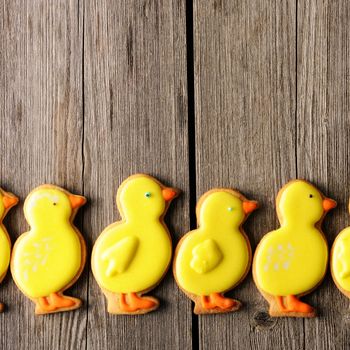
[173,189,258,314]
[91,174,178,314]
[253,180,336,317]
[11,185,86,314]
[331,199,350,299]
[0,188,18,312]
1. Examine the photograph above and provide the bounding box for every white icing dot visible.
[283,261,290,270]
[23,270,29,281]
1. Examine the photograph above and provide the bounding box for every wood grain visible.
[194,0,300,349]
[0,0,85,349]
[1,0,349,348]
[83,1,191,349]
[297,1,350,349]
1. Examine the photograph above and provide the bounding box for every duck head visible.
[277,180,336,227]
[0,189,18,218]
[197,189,258,229]
[117,174,178,221]
[24,185,86,228]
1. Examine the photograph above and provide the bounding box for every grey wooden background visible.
[0,0,349,349]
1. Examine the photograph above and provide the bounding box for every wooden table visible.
[1,1,349,349]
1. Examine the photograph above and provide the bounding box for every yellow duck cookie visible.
[0,188,18,312]
[91,174,178,314]
[253,180,336,317]
[11,185,86,315]
[331,200,350,299]
[173,189,258,314]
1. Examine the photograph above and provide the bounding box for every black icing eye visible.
[53,202,57,206]
[309,194,313,198]
[145,192,151,198]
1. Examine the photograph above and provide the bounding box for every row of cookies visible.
[0,175,348,317]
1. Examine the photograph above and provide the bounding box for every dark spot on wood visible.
[16,101,23,123]
[142,0,149,19]
[154,1,159,30]
[177,89,186,131]
[28,16,33,39]
[252,311,277,330]
[58,22,62,41]
[109,82,114,129]
[126,24,133,72]
[213,0,223,11]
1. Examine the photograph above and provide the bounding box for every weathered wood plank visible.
[298,1,350,349]
[0,0,85,349]
[84,1,191,349]
[194,1,300,349]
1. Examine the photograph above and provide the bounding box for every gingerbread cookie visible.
[0,188,18,312]
[91,174,178,314]
[173,189,258,314]
[331,200,350,299]
[11,185,86,314]
[253,180,336,317]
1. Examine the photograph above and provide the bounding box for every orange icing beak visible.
[242,200,258,214]
[69,195,86,209]
[322,198,336,211]
[162,188,177,201]
[3,194,19,209]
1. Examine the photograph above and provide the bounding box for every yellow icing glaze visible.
[254,180,329,296]
[175,190,250,295]
[332,228,350,291]
[11,186,84,298]
[0,191,13,279]
[91,175,174,293]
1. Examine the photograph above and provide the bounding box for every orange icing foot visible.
[201,293,237,310]
[201,295,216,309]
[37,293,76,312]
[275,295,314,314]
[286,295,314,313]
[119,293,157,312]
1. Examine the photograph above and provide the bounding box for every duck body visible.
[0,188,18,311]
[254,225,328,296]
[175,226,249,296]
[174,189,257,314]
[11,185,86,314]
[91,174,178,314]
[253,180,336,317]
[92,219,171,293]
[12,224,82,298]
[0,225,11,282]
[331,227,350,294]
